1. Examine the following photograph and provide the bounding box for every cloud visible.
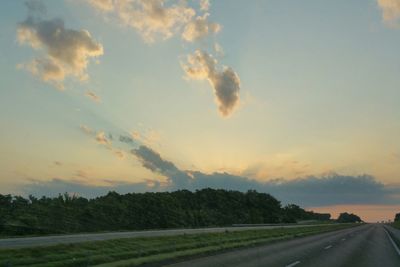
[87,0,195,43]
[199,0,210,11]
[22,138,400,206]
[85,90,101,103]
[25,0,46,15]
[88,0,114,11]
[80,124,93,135]
[24,178,159,198]
[131,145,192,188]
[17,1,103,87]
[377,0,400,25]
[119,134,135,144]
[214,42,224,57]
[182,13,221,42]
[76,169,90,179]
[129,129,161,146]
[114,150,125,159]
[96,131,111,146]
[182,50,240,116]
[87,0,242,118]
[125,143,400,207]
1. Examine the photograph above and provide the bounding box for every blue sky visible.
[1,0,400,221]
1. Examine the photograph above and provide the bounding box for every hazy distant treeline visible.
[0,189,331,236]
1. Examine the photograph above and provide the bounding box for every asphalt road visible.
[0,224,334,249]
[167,224,400,267]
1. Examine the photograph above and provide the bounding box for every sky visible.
[1,0,400,222]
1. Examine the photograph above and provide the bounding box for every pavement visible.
[166,224,400,267]
[0,223,334,249]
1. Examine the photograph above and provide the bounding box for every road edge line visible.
[384,228,400,256]
[285,260,301,267]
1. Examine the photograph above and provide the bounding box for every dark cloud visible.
[119,135,135,144]
[182,50,240,117]
[128,144,400,207]
[40,130,400,207]
[24,178,160,198]
[85,90,101,103]
[264,175,400,207]
[131,145,192,188]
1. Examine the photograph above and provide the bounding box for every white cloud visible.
[88,0,195,43]
[214,42,224,57]
[377,0,400,25]
[199,0,210,11]
[17,57,66,89]
[182,50,240,117]
[17,5,103,88]
[87,0,242,118]
[182,13,220,42]
[88,0,114,11]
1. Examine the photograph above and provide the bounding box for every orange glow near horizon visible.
[309,204,400,223]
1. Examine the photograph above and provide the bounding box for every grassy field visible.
[392,221,400,230]
[0,224,358,267]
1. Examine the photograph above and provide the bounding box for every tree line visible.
[0,189,334,236]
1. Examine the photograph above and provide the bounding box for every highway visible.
[167,224,400,267]
[0,223,335,249]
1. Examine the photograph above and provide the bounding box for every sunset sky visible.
[1,0,400,222]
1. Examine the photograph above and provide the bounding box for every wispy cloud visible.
[199,0,210,12]
[85,90,102,103]
[114,150,125,159]
[87,0,195,43]
[17,0,103,89]
[80,124,93,135]
[88,0,114,12]
[95,131,112,146]
[182,50,240,116]
[182,13,220,42]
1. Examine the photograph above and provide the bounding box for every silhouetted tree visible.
[0,189,332,236]
[337,212,362,223]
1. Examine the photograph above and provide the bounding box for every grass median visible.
[0,224,358,267]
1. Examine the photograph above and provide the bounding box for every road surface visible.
[167,224,400,267]
[0,223,335,249]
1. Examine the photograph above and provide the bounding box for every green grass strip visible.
[0,224,358,267]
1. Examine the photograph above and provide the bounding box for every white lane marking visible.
[341,238,346,241]
[384,228,400,256]
[324,245,333,250]
[285,260,301,267]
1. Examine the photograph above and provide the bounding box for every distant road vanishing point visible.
[167,224,400,267]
